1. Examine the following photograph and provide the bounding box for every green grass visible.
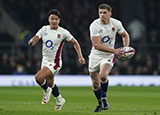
[0,86,160,115]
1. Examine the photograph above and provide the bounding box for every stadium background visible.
[0,0,160,76]
[0,1,160,115]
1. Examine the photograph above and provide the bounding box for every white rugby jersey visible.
[36,25,73,60]
[89,18,125,56]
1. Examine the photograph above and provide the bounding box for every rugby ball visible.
[118,47,135,61]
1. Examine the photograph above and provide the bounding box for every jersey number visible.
[102,36,111,44]
[45,40,54,50]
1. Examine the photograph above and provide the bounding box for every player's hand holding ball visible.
[118,46,135,61]
[114,47,123,58]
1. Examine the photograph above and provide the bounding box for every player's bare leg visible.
[99,63,112,110]
[90,71,102,112]
[35,67,52,105]
[47,75,54,87]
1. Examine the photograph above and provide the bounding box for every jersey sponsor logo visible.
[45,40,54,50]
[102,35,111,44]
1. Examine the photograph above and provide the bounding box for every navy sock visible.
[101,80,109,98]
[40,79,48,90]
[93,88,102,105]
[52,84,60,97]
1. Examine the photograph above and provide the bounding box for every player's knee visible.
[100,77,107,83]
[35,75,44,84]
[47,80,54,87]
[93,82,100,90]
[99,73,108,82]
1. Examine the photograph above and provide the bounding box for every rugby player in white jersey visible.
[89,4,130,112]
[28,9,85,111]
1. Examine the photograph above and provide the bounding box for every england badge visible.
[112,27,115,31]
[57,34,61,38]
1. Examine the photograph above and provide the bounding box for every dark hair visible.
[48,9,61,19]
[98,4,112,12]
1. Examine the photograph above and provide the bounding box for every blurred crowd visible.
[0,0,160,75]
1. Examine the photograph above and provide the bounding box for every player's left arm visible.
[120,30,130,47]
[69,38,85,64]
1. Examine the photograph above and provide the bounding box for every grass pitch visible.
[0,86,160,115]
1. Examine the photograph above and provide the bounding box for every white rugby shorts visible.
[89,54,116,72]
[41,58,62,74]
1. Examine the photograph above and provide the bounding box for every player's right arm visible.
[28,35,40,46]
[28,26,44,46]
[90,36,121,56]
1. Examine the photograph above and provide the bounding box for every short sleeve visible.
[36,26,45,39]
[64,30,73,41]
[117,21,125,34]
[89,23,100,36]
